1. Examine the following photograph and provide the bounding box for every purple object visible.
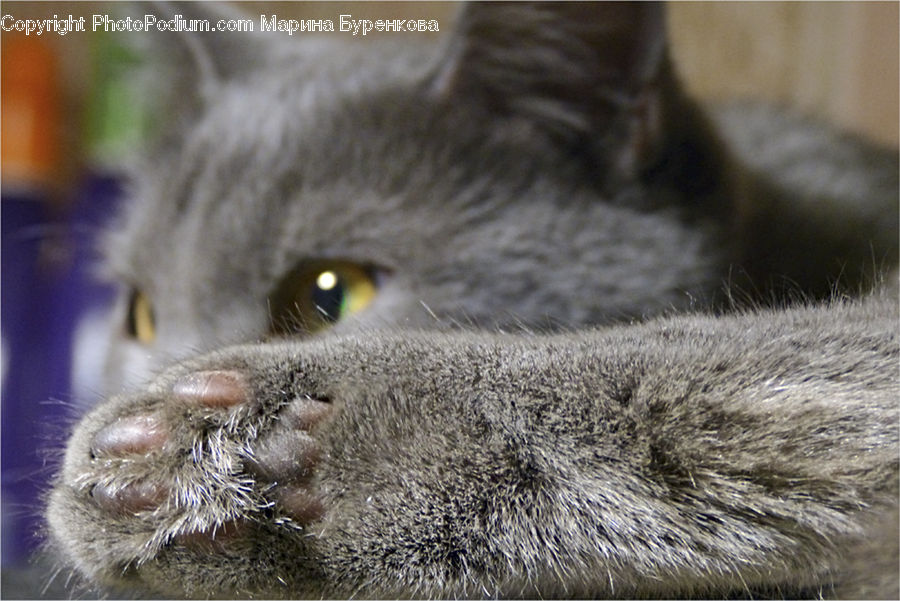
[1,175,121,566]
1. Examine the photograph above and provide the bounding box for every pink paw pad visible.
[90,414,170,513]
[171,370,250,408]
[246,398,334,483]
[91,413,168,458]
[91,480,167,515]
[275,488,326,523]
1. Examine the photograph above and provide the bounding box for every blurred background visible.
[2,1,898,595]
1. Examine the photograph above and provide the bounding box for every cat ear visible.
[431,1,676,178]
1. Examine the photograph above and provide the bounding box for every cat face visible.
[100,3,735,393]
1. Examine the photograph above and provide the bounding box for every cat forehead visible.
[201,38,435,136]
[164,39,442,199]
[151,41,566,218]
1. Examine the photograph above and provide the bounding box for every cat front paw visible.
[90,370,331,529]
[48,359,335,596]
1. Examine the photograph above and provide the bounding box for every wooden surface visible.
[669,1,899,146]
[232,1,900,146]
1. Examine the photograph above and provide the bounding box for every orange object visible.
[1,34,61,187]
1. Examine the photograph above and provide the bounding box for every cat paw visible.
[88,370,330,527]
[48,357,335,593]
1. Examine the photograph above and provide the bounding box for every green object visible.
[84,31,151,169]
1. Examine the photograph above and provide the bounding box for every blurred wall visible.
[6,2,898,148]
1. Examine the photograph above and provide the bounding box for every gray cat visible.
[46,2,898,598]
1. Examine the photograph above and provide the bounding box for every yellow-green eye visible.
[126,289,156,344]
[268,260,379,335]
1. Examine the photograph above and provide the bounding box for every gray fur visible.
[46,2,898,598]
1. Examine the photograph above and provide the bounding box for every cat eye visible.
[268,260,379,336]
[125,289,157,344]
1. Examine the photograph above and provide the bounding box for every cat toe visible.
[278,396,334,429]
[248,430,321,482]
[247,397,333,483]
[91,413,168,458]
[246,397,333,524]
[89,414,170,514]
[91,480,168,515]
[275,488,326,523]
[171,370,250,408]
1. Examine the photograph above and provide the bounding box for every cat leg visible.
[48,298,899,598]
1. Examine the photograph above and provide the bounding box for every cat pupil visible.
[312,271,346,323]
[126,289,156,343]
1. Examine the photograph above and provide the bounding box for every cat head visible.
[100,1,736,392]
